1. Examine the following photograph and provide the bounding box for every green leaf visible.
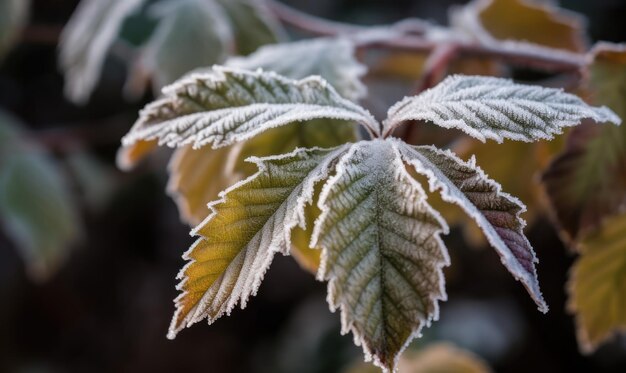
[542,43,626,242]
[121,66,379,149]
[312,139,450,372]
[216,0,284,56]
[168,145,349,338]
[568,212,626,353]
[396,140,547,312]
[0,0,29,61]
[383,75,620,142]
[137,0,233,90]
[59,0,145,103]
[0,111,81,280]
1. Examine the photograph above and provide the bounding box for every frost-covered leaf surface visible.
[59,0,145,103]
[0,0,29,61]
[568,213,626,353]
[169,145,349,338]
[119,36,366,170]
[122,67,378,149]
[0,111,81,281]
[396,139,547,312]
[227,37,367,101]
[215,0,284,56]
[542,43,626,242]
[312,139,449,372]
[383,75,620,142]
[138,0,232,90]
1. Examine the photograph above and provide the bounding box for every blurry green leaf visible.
[568,212,626,353]
[0,0,29,62]
[216,0,284,55]
[542,43,626,243]
[312,140,449,372]
[0,111,81,281]
[66,150,118,211]
[137,0,233,90]
[59,0,146,104]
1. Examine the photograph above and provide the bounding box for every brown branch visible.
[267,1,586,73]
[266,0,365,36]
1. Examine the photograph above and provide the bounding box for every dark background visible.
[1,0,626,372]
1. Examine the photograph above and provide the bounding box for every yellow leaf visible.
[167,144,242,225]
[400,344,492,373]
[542,43,626,243]
[477,0,587,52]
[568,212,626,353]
[344,343,491,373]
[290,201,322,274]
[372,52,502,81]
[116,139,158,171]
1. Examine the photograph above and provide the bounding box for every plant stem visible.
[267,0,586,73]
[266,0,366,36]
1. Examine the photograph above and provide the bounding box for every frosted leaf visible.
[167,119,357,226]
[395,139,547,312]
[168,145,349,338]
[121,66,379,149]
[384,75,621,142]
[137,0,233,90]
[59,0,145,104]
[312,139,450,372]
[226,37,367,101]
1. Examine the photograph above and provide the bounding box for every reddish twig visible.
[266,0,365,36]
[267,0,586,73]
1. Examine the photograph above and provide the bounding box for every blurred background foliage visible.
[1,0,626,372]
